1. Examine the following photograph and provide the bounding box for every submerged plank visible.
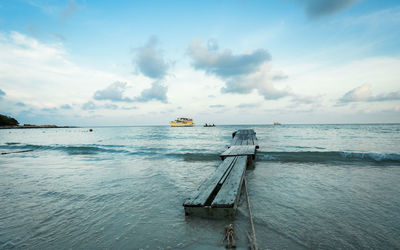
[212,156,247,208]
[183,157,236,207]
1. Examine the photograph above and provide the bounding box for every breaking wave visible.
[0,143,221,161]
[0,143,130,155]
[2,143,399,165]
[257,151,400,165]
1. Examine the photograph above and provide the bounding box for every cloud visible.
[82,101,96,110]
[41,107,58,113]
[135,81,168,103]
[188,38,270,78]
[338,84,400,103]
[371,91,400,102]
[221,64,290,99]
[134,36,169,79]
[209,104,225,108]
[295,0,360,18]
[16,102,26,107]
[290,94,322,105]
[121,106,138,110]
[339,84,371,102]
[104,103,118,110]
[0,88,5,99]
[81,101,120,110]
[60,104,72,109]
[236,103,259,109]
[0,31,172,125]
[188,39,290,100]
[0,31,121,110]
[272,73,289,81]
[93,80,168,104]
[93,81,133,102]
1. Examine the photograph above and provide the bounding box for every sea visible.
[0,124,399,249]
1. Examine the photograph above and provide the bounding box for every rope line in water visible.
[244,176,258,250]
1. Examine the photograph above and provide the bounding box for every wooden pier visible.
[183,129,258,217]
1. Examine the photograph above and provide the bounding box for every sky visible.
[0,0,399,126]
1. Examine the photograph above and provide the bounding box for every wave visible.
[0,143,221,161]
[0,143,130,155]
[257,151,400,165]
[2,143,399,165]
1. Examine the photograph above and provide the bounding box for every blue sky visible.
[0,0,399,125]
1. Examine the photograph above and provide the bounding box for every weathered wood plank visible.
[231,129,257,146]
[183,157,236,207]
[212,156,247,208]
[184,129,259,217]
[220,145,256,160]
[231,136,241,146]
[218,157,238,185]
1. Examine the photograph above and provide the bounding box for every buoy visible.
[89,129,93,132]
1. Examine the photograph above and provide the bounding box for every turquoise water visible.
[0,124,399,249]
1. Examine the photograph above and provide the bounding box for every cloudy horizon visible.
[1,0,399,126]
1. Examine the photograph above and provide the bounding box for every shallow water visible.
[0,124,399,249]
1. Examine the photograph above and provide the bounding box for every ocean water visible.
[0,124,399,249]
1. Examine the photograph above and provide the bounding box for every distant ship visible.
[273,122,281,125]
[170,118,194,127]
[204,123,215,127]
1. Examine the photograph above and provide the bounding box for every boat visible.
[273,122,281,125]
[170,118,194,127]
[204,123,215,127]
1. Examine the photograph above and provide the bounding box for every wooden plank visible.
[183,129,259,217]
[231,136,240,146]
[220,145,256,159]
[212,156,247,208]
[225,145,255,156]
[218,157,238,185]
[230,129,259,149]
[232,130,256,144]
[183,157,236,207]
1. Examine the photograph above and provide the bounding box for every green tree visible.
[0,114,19,126]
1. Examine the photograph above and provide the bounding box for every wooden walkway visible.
[183,129,258,217]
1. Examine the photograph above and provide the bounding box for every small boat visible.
[204,123,215,127]
[273,122,281,125]
[170,118,194,127]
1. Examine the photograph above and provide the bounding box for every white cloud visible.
[339,84,400,103]
[339,84,371,102]
[60,104,72,109]
[0,31,121,107]
[279,56,400,102]
[188,38,270,78]
[188,39,290,100]
[0,31,162,124]
[134,36,170,80]
[1,31,399,125]
[222,64,291,100]
[93,81,133,102]
[135,81,168,103]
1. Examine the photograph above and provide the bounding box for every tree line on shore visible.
[0,114,19,126]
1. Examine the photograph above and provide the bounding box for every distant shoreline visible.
[0,125,76,129]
